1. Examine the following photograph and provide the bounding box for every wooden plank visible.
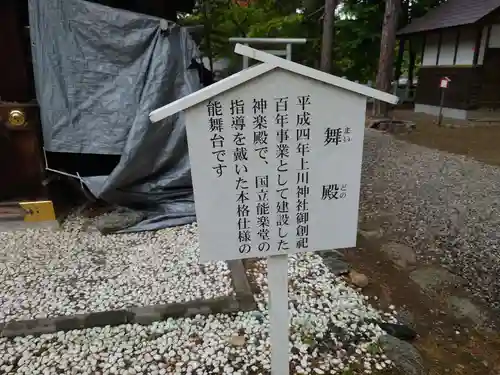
[473,26,483,66]
[435,30,442,66]
[268,255,289,375]
[453,28,460,65]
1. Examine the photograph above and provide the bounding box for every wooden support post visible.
[473,26,483,66]
[435,30,442,66]
[438,88,445,126]
[268,255,289,375]
[420,34,426,65]
[453,28,460,65]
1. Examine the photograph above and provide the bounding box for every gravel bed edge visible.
[1,260,256,338]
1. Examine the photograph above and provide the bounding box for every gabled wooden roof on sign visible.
[398,0,500,35]
[149,44,398,123]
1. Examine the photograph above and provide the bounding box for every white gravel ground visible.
[0,218,232,323]
[0,251,395,375]
[362,129,500,309]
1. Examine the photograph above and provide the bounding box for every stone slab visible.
[318,250,350,276]
[447,296,488,330]
[409,267,463,294]
[379,335,425,375]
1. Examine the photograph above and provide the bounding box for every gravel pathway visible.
[0,252,396,375]
[361,129,500,310]
[0,218,232,323]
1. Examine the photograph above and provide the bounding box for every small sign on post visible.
[438,76,451,126]
[150,44,398,375]
[440,76,450,89]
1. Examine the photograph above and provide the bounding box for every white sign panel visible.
[185,69,366,262]
[440,77,450,88]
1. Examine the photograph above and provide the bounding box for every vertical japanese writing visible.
[253,98,269,164]
[253,97,270,253]
[275,97,290,252]
[256,175,270,252]
[296,95,311,249]
[231,99,251,254]
[207,100,226,177]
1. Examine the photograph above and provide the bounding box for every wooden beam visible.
[473,26,483,66]
[484,25,492,62]
[452,28,460,65]
[435,30,442,66]
[420,34,426,64]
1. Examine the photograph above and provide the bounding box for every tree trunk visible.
[202,0,214,74]
[320,0,338,73]
[374,0,401,117]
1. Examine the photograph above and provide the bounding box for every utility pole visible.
[320,0,338,73]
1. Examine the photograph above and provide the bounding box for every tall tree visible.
[373,0,401,117]
[336,0,385,80]
[184,0,306,60]
[320,0,338,72]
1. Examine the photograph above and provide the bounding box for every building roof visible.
[398,0,500,35]
[149,44,398,123]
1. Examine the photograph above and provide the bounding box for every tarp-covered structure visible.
[29,0,201,231]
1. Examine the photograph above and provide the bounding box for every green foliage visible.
[335,0,385,81]
[335,0,447,81]
[367,342,382,355]
[183,0,448,81]
[183,0,306,60]
[247,13,305,38]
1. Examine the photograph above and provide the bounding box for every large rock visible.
[379,335,425,375]
[319,250,350,276]
[368,118,416,134]
[95,208,147,234]
[378,322,417,341]
[359,228,384,240]
[348,270,369,288]
[381,242,417,269]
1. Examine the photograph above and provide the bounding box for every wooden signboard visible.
[150,44,398,375]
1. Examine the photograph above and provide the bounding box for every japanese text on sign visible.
[276,96,290,252]
[296,95,311,249]
[254,98,271,253]
[188,75,366,262]
[231,99,252,255]
[208,100,227,177]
